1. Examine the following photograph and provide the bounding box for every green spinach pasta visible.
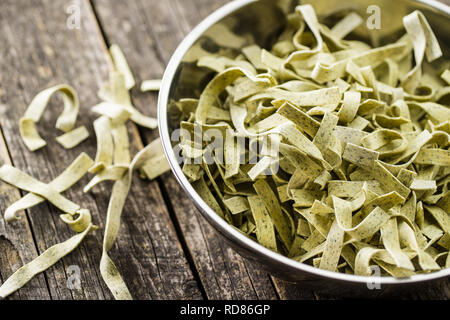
[171,4,450,277]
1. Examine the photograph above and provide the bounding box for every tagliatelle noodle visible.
[0,165,81,214]
[139,138,171,180]
[55,126,90,149]
[0,224,96,298]
[19,84,85,151]
[90,116,114,173]
[4,152,94,221]
[83,166,128,193]
[0,162,97,297]
[19,118,47,151]
[140,79,162,92]
[109,44,136,90]
[248,195,277,251]
[401,11,442,93]
[100,138,171,300]
[98,69,157,129]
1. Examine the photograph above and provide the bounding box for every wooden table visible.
[0,0,448,300]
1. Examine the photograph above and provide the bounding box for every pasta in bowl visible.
[158,0,450,295]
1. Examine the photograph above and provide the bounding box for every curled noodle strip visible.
[20,85,85,151]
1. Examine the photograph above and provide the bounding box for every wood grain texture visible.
[0,126,51,300]
[0,0,200,300]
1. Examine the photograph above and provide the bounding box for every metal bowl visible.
[158,0,450,296]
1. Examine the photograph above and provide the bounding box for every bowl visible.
[158,0,450,296]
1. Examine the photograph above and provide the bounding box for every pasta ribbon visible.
[20,84,84,151]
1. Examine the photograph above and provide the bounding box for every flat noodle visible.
[92,102,131,124]
[55,126,89,149]
[372,161,411,199]
[5,152,94,221]
[193,177,225,220]
[139,138,170,180]
[0,224,96,299]
[338,91,361,123]
[291,189,324,207]
[23,84,79,132]
[99,70,157,129]
[248,196,277,251]
[330,12,363,40]
[410,179,436,192]
[334,124,368,146]
[333,196,392,241]
[424,205,450,235]
[90,116,114,173]
[19,118,47,151]
[203,23,247,49]
[247,156,272,181]
[199,55,257,75]
[414,148,450,166]
[441,69,450,85]
[110,44,136,90]
[355,247,384,276]
[398,221,440,271]
[361,129,408,159]
[254,179,293,248]
[249,87,341,107]
[288,5,323,60]
[224,196,249,215]
[343,143,379,171]
[380,218,414,270]
[277,102,319,137]
[362,191,405,215]
[278,123,325,164]
[328,181,366,197]
[19,84,81,151]
[319,197,351,271]
[84,166,127,193]
[60,208,93,233]
[195,68,270,124]
[140,79,162,92]
[313,112,339,153]
[0,165,80,214]
[401,11,442,93]
[111,124,131,167]
[100,139,168,300]
[319,220,346,271]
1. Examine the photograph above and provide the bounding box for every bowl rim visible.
[158,0,450,286]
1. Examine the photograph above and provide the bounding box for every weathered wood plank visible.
[92,0,279,300]
[0,125,51,300]
[0,0,201,300]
